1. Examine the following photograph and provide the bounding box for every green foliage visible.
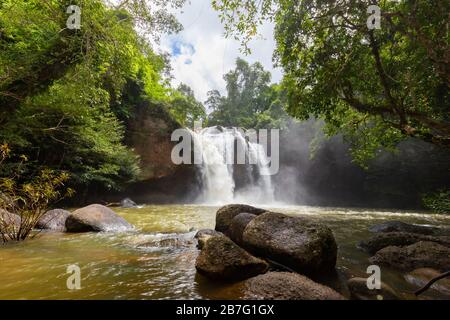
[168,84,207,128]
[213,0,450,164]
[207,58,289,129]
[0,144,73,243]
[0,0,186,192]
[423,190,450,214]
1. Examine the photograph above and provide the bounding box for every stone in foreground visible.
[369,221,438,235]
[36,209,71,231]
[195,234,269,281]
[244,272,345,300]
[215,204,266,234]
[242,212,337,275]
[0,209,21,229]
[228,212,257,246]
[347,277,400,300]
[65,204,134,233]
[359,232,450,254]
[369,241,450,272]
[195,229,223,249]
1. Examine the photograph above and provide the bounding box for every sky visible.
[158,0,283,103]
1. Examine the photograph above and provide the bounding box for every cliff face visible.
[125,101,181,181]
[123,101,200,203]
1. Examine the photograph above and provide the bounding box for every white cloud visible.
[158,0,283,103]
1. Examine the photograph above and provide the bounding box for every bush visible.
[423,190,450,214]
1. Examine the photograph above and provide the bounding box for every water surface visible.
[0,205,449,300]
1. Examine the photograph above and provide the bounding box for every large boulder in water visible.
[65,204,134,233]
[195,229,223,249]
[120,198,138,208]
[195,234,269,281]
[0,209,21,229]
[243,272,345,300]
[215,204,266,234]
[347,277,400,300]
[359,232,450,254]
[36,209,71,231]
[369,221,438,235]
[242,212,337,275]
[369,241,450,272]
[228,213,257,246]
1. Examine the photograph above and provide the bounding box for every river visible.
[0,205,449,300]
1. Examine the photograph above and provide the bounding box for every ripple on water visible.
[0,205,449,300]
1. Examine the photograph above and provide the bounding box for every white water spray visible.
[191,127,275,205]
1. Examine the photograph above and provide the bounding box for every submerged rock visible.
[120,198,138,208]
[369,241,450,272]
[0,209,21,229]
[195,234,269,281]
[405,268,450,295]
[369,221,438,235]
[215,204,266,234]
[228,212,257,246]
[65,204,134,233]
[242,212,337,276]
[347,277,400,300]
[36,209,71,232]
[359,232,450,254]
[243,272,345,300]
[195,229,223,249]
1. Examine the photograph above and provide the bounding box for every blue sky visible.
[159,0,283,103]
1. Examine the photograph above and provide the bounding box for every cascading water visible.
[191,126,275,205]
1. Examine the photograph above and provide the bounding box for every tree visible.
[212,0,449,162]
[0,0,186,191]
[207,58,289,129]
[168,84,207,128]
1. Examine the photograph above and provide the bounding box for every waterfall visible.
[191,126,275,205]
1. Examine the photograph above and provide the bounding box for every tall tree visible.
[213,0,449,162]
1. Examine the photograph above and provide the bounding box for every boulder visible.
[195,234,269,281]
[195,229,223,249]
[347,277,400,300]
[243,272,345,300]
[215,204,266,234]
[369,241,450,272]
[120,198,138,208]
[65,204,134,233]
[36,209,71,231]
[228,213,257,246]
[359,232,450,254]
[242,212,337,275]
[405,268,450,295]
[0,209,21,229]
[369,221,438,235]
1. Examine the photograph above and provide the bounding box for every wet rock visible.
[369,241,450,272]
[195,229,223,249]
[195,234,269,281]
[0,209,21,229]
[405,268,450,295]
[359,232,450,254]
[215,204,266,234]
[369,221,438,235]
[243,272,345,300]
[36,209,71,231]
[138,236,194,249]
[120,198,138,208]
[242,212,337,276]
[65,204,134,233]
[228,213,257,246]
[347,277,400,300]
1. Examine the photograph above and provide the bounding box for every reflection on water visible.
[0,205,449,300]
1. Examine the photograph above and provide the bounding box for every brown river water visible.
[0,205,449,300]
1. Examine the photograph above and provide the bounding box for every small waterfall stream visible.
[191,126,275,205]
